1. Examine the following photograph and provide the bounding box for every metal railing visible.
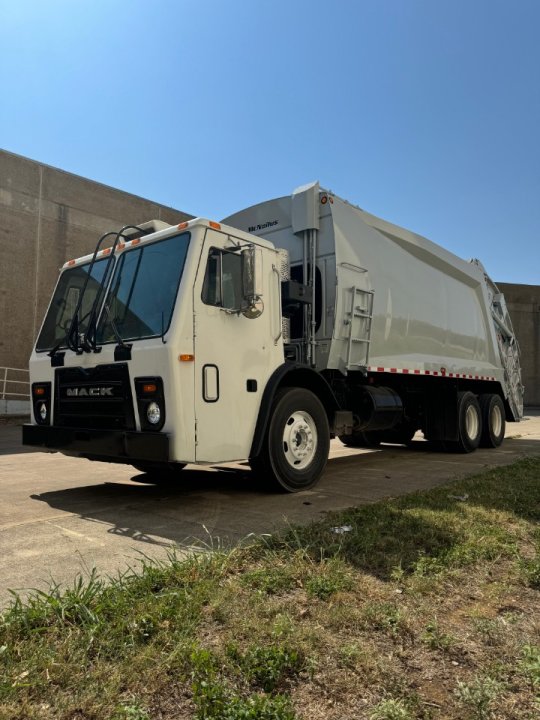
[0,367,30,400]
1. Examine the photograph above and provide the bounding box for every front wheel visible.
[250,387,330,492]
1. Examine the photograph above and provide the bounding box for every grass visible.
[1,456,539,719]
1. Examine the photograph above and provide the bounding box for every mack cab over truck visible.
[23,182,524,492]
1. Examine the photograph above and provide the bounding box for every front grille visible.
[54,363,135,430]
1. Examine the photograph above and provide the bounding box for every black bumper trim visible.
[22,424,170,463]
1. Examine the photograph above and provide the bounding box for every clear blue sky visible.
[1,0,538,283]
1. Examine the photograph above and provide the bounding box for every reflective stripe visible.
[366,366,497,381]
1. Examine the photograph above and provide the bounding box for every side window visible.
[202,248,243,310]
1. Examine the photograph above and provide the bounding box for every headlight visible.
[32,382,51,425]
[135,377,165,431]
[146,401,161,425]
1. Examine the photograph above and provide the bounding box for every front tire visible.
[250,387,330,492]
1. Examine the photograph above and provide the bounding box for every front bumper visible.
[22,424,170,464]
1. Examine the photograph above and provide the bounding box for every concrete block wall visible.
[0,150,192,380]
[498,282,540,407]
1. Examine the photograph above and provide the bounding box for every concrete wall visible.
[498,282,540,407]
[0,150,192,381]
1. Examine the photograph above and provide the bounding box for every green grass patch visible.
[1,457,539,719]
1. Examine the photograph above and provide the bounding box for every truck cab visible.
[23,218,286,474]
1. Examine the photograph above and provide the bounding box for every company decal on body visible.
[248,220,278,233]
[65,387,115,397]
[366,367,497,381]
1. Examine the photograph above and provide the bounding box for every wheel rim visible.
[490,404,503,437]
[282,410,318,470]
[465,405,479,440]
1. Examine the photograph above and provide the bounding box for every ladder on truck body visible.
[344,285,374,370]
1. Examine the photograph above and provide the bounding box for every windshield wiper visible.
[49,225,144,365]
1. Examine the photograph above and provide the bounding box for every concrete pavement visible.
[1,413,539,605]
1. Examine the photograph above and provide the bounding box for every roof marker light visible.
[177,221,189,230]
[209,221,221,230]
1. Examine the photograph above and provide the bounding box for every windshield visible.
[96,232,190,344]
[36,232,190,352]
[36,258,109,352]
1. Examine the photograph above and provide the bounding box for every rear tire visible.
[250,387,330,492]
[446,391,482,453]
[478,394,505,448]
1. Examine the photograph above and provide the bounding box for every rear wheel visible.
[478,394,505,448]
[250,387,330,492]
[446,391,482,453]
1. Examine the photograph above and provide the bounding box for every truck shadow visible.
[29,435,540,581]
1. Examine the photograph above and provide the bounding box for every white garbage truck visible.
[23,182,524,491]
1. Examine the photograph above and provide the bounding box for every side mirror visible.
[241,246,264,319]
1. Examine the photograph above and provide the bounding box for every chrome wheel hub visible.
[282,411,318,469]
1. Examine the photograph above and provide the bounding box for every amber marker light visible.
[102,247,111,256]
[177,221,189,230]
[179,354,195,362]
[142,383,157,394]
[131,238,141,245]
[34,386,46,396]
[208,221,221,230]
[67,259,76,266]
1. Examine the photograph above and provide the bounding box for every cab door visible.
[192,228,281,463]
